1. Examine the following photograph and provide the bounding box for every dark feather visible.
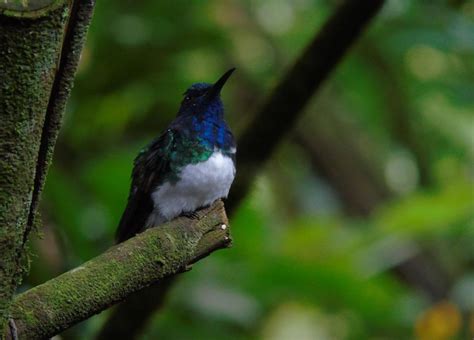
[115,130,175,243]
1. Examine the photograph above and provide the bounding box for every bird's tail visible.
[115,191,154,243]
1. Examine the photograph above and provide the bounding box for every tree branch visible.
[95,277,175,339]
[26,0,96,241]
[6,201,231,340]
[227,0,385,213]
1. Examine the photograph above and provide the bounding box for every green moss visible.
[28,0,96,230]
[0,3,70,333]
[9,202,230,339]
[0,0,67,19]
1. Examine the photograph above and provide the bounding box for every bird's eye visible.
[185,96,190,101]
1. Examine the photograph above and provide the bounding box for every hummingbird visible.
[116,69,236,242]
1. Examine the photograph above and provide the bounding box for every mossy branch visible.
[26,0,96,240]
[0,0,67,18]
[6,201,231,340]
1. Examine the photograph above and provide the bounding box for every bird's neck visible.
[191,115,229,149]
[172,98,233,153]
[167,115,231,168]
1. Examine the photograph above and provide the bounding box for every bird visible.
[116,69,236,242]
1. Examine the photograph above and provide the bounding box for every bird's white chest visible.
[151,151,235,221]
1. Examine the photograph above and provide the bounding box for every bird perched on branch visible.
[116,69,236,242]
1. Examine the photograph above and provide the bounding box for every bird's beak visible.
[206,68,236,100]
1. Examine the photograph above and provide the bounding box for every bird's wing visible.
[115,129,176,243]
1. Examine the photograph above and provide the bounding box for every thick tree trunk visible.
[0,0,95,334]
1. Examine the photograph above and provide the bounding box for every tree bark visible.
[0,0,95,333]
[5,201,230,340]
[96,277,175,340]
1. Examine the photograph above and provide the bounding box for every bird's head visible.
[177,68,235,119]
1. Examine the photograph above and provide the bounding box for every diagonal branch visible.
[6,201,231,340]
[227,0,385,213]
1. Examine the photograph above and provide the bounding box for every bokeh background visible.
[24,0,474,339]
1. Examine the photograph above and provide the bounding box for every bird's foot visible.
[181,210,200,220]
[181,202,217,220]
[8,318,18,340]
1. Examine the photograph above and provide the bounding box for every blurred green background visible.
[25,0,474,339]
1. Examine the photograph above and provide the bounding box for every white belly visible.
[150,151,235,222]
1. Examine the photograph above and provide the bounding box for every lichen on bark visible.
[27,0,96,237]
[0,0,65,18]
[7,201,231,340]
[0,3,71,332]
